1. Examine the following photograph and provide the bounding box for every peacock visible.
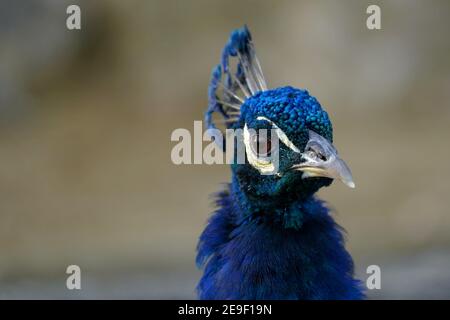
[197,26,364,300]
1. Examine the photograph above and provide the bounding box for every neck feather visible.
[230,176,319,229]
[197,185,364,299]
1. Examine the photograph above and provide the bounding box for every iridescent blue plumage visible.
[198,26,364,300]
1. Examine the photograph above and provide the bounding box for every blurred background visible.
[0,0,450,299]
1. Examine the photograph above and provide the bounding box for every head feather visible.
[205,26,268,144]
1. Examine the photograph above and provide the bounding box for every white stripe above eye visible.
[256,116,300,153]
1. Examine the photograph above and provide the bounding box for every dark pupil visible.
[251,132,272,157]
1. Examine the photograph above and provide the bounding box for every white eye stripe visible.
[243,123,276,174]
[256,116,300,153]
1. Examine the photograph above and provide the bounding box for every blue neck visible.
[197,183,364,299]
[229,175,317,229]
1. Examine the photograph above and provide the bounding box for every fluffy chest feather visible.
[196,189,364,300]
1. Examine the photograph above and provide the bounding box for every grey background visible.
[0,0,450,299]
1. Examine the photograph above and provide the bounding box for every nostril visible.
[317,152,327,161]
[305,147,326,162]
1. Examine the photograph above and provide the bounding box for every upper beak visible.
[290,130,355,189]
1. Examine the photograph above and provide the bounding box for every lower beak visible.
[291,157,355,189]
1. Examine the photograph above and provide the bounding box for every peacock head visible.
[205,26,354,202]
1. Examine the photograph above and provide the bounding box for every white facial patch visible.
[256,116,300,153]
[243,117,300,175]
[243,123,277,174]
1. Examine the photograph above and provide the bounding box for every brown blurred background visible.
[0,0,450,299]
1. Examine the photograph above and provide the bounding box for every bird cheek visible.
[279,151,302,173]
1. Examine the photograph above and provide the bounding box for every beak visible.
[290,130,355,189]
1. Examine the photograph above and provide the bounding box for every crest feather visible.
[205,26,268,150]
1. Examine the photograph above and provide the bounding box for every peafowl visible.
[197,26,364,300]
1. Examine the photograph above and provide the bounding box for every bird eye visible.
[250,130,273,158]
